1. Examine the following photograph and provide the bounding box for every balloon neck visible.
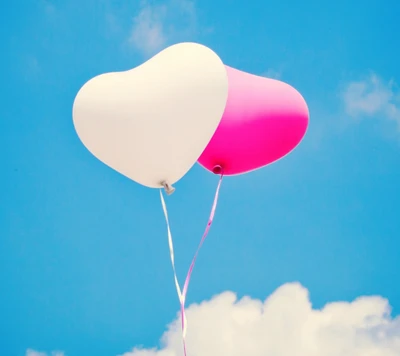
[212,165,223,175]
[161,181,175,195]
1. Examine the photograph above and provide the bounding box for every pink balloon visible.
[198,65,309,175]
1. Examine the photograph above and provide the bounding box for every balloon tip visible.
[161,181,175,195]
[212,165,223,175]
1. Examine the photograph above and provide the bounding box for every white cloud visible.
[343,73,400,129]
[128,0,197,56]
[119,282,400,356]
[26,350,64,356]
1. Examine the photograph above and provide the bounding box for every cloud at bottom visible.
[118,282,400,356]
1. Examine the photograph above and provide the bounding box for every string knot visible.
[161,181,175,195]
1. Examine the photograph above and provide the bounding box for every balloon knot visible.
[212,165,223,175]
[161,181,175,195]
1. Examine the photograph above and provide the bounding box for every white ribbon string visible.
[159,175,223,355]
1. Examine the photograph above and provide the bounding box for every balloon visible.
[72,42,229,192]
[198,65,309,175]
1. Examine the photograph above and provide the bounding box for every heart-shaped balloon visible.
[73,43,228,190]
[198,65,309,175]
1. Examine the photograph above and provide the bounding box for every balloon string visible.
[159,189,184,302]
[159,174,223,356]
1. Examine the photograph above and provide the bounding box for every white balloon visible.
[72,42,228,191]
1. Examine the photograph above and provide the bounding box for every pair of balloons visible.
[72,43,309,192]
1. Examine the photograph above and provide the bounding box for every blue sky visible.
[1,0,400,355]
